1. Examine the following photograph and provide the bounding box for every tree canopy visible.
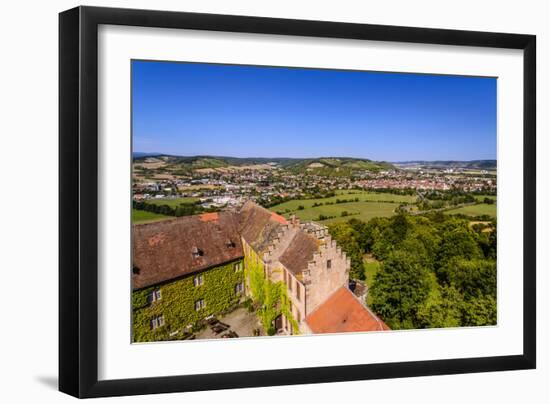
[328,213,497,329]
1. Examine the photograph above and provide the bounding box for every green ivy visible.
[244,245,300,335]
[132,259,244,342]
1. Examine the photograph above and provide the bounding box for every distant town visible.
[133,155,497,224]
[132,154,496,222]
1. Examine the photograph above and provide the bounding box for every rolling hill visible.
[286,157,395,176]
[394,160,496,170]
[133,154,395,175]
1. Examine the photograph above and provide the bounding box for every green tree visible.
[370,250,433,329]
[417,283,463,328]
[443,258,496,299]
[399,224,440,271]
[461,294,497,326]
[328,222,364,280]
[436,225,483,277]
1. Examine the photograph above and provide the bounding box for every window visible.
[327,259,332,269]
[296,310,301,323]
[235,282,244,294]
[296,283,300,301]
[234,262,243,272]
[148,288,161,303]
[193,274,204,287]
[194,299,206,311]
[288,274,293,292]
[191,246,204,258]
[132,266,140,275]
[150,315,165,330]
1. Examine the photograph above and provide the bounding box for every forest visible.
[328,212,497,329]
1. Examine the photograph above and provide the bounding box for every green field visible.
[445,203,497,218]
[132,209,172,224]
[145,197,200,208]
[269,191,408,225]
[271,200,397,225]
[271,191,416,214]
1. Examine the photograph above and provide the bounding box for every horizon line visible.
[132,152,497,163]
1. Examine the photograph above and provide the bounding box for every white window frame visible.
[235,282,244,294]
[234,262,243,272]
[193,274,204,287]
[194,299,205,311]
[148,288,161,303]
[150,315,164,330]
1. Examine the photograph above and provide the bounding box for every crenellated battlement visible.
[301,221,329,239]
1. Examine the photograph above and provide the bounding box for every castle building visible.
[132,202,388,342]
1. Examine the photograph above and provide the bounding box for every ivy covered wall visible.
[132,259,244,342]
[243,241,299,335]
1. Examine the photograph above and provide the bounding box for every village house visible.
[132,201,388,342]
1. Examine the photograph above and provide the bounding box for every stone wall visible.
[302,235,350,316]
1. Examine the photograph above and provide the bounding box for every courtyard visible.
[194,306,264,340]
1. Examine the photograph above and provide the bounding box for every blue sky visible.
[132,60,496,161]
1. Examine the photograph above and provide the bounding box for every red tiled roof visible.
[306,287,390,333]
[239,201,287,254]
[132,212,243,290]
[279,231,318,275]
[270,211,288,224]
[199,212,219,222]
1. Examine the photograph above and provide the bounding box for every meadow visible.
[269,191,412,224]
[271,191,415,212]
[271,201,396,225]
[132,209,172,224]
[445,203,496,218]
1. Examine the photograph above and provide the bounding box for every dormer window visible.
[191,246,204,258]
[225,239,236,249]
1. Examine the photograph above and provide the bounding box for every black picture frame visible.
[59,6,536,398]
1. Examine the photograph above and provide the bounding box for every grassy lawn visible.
[363,255,381,306]
[145,197,200,208]
[271,191,416,214]
[445,203,496,218]
[272,200,397,225]
[132,209,173,224]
